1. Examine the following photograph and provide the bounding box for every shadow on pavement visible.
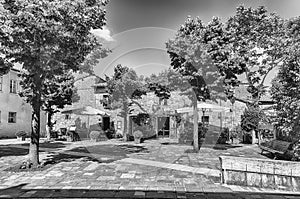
[0,146,29,157]
[0,142,69,157]
[45,144,150,164]
[19,142,70,149]
[212,144,243,150]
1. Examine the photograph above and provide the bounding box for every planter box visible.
[134,138,141,144]
[91,138,99,142]
[66,136,73,142]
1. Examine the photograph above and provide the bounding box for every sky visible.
[93,0,300,84]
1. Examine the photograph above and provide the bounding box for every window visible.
[0,76,2,91]
[10,80,17,93]
[8,112,17,123]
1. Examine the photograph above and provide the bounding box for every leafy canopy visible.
[206,6,285,104]
[166,16,224,102]
[0,0,108,77]
[270,16,300,139]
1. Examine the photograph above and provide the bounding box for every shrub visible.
[105,129,115,139]
[133,130,143,139]
[15,131,27,138]
[89,130,102,141]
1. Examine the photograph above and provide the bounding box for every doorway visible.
[157,117,170,138]
[102,116,110,131]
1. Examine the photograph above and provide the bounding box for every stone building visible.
[0,68,46,138]
[53,73,123,139]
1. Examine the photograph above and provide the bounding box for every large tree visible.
[206,6,284,106]
[0,0,108,166]
[270,16,300,140]
[166,16,223,151]
[106,64,147,140]
[205,6,285,137]
[42,73,80,140]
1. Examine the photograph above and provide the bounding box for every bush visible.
[126,134,134,141]
[89,130,102,141]
[105,129,115,139]
[15,131,27,138]
[133,130,143,139]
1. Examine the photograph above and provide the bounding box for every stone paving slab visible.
[0,139,298,198]
[119,158,220,177]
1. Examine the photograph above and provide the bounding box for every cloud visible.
[90,26,114,42]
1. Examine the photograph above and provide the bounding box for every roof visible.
[234,85,274,104]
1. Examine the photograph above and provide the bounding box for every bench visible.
[259,139,294,159]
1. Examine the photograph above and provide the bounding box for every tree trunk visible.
[123,102,129,141]
[193,99,199,152]
[46,111,53,141]
[29,100,41,166]
[29,76,42,166]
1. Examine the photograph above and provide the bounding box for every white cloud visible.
[90,26,114,42]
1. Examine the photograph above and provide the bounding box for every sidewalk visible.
[0,138,298,198]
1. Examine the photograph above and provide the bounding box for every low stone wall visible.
[219,156,300,191]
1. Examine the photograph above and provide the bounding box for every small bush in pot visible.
[89,130,103,142]
[15,131,27,141]
[133,130,143,144]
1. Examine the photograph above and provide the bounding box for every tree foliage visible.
[241,106,266,132]
[166,17,218,151]
[106,64,147,139]
[206,6,285,105]
[0,0,108,165]
[270,16,300,140]
[166,16,217,102]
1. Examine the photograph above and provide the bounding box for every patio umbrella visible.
[176,102,230,114]
[61,106,110,138]
[61,106,110,116]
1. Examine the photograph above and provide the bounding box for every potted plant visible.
[15,131,27,141]
[133,130,143,144]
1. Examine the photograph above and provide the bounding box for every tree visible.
[0,0,108,166]
[205,6,285,136]
[270,17,300,140]
[42,73,80,140]
[206,6,284,106]
[106,64,147,140]
[166,16,222,151]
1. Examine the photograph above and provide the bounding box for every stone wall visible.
[220,156,300,191]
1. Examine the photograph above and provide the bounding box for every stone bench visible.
[219,156,300,191]
[259,139,294,159]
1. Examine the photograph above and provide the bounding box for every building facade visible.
[0,68,46,138]
[53,73,123,139]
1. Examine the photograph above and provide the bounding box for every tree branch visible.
[131,99,148,113]
[74,73,102,82]
[259,66,273,88]
[235,97,251,105]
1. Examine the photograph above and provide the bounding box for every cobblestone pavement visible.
[0,138,298,198]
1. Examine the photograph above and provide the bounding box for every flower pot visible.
[66,136,72,142]
[91,138,99,142]
[134,138,141,144]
